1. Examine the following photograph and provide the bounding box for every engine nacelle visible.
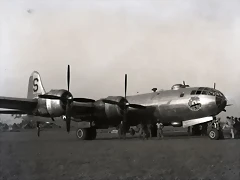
[104,96,125,120]
[93,96,126,126]
[45,89,70,117]
[171,121,182,127]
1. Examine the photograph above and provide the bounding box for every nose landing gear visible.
[207,120,224,140]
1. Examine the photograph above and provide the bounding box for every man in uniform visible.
[156,120,164,139]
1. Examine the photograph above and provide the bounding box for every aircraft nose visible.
[216,95,227,111]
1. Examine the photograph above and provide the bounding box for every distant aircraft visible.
[0,65,232,140]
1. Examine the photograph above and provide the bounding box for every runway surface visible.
[0,130,239,180]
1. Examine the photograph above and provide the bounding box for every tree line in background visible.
[0,114,36,131]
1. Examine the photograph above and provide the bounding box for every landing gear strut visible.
[37,121,41,137]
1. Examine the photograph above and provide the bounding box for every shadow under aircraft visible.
[0,65,232,140]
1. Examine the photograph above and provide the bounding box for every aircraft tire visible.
[208,128,220,140]
[76,128,89,140]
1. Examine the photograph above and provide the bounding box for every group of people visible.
[191,116,240,139]
[118,116,240,140]
[222,116,240,139]
[118,120,164,140]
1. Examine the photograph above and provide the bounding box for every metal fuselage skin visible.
[97,86,227,127]
[127,87,226,126]
[29,87,227,128]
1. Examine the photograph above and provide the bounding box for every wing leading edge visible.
[0,96,38,113]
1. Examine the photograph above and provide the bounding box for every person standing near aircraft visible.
[156,120,164,139]
[226,116,235,139]
[118,121,126,139]
[147,123,153,138]
[138,123,149,140]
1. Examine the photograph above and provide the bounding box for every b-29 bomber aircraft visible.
[0,65,231,140]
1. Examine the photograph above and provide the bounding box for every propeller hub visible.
[60,91,73,108]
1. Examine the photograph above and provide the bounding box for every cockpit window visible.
[202,91,207,95]
[196,91,201,95]
[190,90,196,95]
[190,87,224,97]
[208,91,214,96]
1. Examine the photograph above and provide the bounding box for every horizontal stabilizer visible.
[182,116,213,128]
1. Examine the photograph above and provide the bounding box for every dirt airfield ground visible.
[0,128,239,180]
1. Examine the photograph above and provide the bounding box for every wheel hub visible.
[76,129,84,139]
[209,131,215,138]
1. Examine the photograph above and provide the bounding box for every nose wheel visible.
[208,128,219,140]
[207,119,224,140]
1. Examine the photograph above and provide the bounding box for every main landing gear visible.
[76,127,97,140]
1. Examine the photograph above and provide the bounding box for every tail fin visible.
[27,71,46,99]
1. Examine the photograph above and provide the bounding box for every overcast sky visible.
[1,0,240,123]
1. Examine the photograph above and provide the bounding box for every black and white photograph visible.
[0,0,240,179]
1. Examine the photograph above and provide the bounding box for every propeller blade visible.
[67,65,70,92]
[183,81,185,85]
[226,104,233,106]
[102,99,119,105]
[214,83,216,89]
[125,74,127,99]
[128,104,146,109]
[51,117,55,121]
[0,110,26,114]
[73,98,95,103]
[39,94,61,100]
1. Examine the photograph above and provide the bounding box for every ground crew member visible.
[138,123,145,139]
[118,121,122,139]
[118,121,126,139]
[147,123,152,138]
[226,116,235,139]
[156,120,164,139]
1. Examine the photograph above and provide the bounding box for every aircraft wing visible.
[0,96,38,113]
[71,101,95,116]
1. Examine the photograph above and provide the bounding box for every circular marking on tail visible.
[33,78,39,92]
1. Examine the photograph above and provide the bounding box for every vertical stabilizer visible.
[27,71,46,99]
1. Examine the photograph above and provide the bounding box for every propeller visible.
[102,74,146,125]
[38,65,95,133]
[183,81,185,85]
[213,83,216,89]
